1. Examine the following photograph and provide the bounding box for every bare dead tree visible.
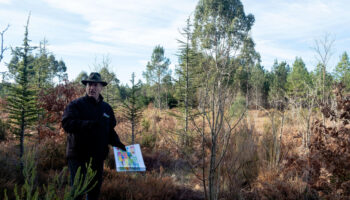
[287,82,317,150]
[0,25,10,83]
[0,24,10,64]
[313,34,334,126]
[301,84,317,148]
[258,103,285,167]
[313,33,335,105]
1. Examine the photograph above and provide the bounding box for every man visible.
[62,72,126,200]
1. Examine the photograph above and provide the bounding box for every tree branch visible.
[0,24,10,63]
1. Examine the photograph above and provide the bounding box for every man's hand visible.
[119,143,127,151]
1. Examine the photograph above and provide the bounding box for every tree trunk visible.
[323,65,326,125]
[276,112,285,165]
[202,113,208,200]
[157,75,161,110]
[131,119,135,145]
[209,133,217,200]
[184,36,189,146]
[20,109,25,172]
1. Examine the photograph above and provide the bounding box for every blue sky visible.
[0,0,349,84]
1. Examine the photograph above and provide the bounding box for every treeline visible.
[1,19,349,115]
[71,46,350,114]
[3,43,350,112]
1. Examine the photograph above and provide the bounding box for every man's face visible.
[86,82,103,100]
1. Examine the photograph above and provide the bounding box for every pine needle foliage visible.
[6,15,37,162]
[121,72,143,144]
[175,17,201,145]
[3,148,97,200]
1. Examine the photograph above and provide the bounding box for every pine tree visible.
[249,63,265,109]
[312,63,334,104]
[33,40,51,89]
[99,66,119,107]
[335,52,350,91]
[6,15,37,164]
[74,71,88,84]
[143,45,170,110]
[9,38,67,88]
[236,36,260,105]
[37,46,67,137]
[161,72,175,109]
[175,17,199,145]
[269,60,290,108]
[121,73,143,144]
[287,57,312,99]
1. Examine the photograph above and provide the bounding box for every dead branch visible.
[0,24,10,63]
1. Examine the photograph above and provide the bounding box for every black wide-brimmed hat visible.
[81,72,108,86]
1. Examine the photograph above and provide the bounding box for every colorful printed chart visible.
[113,144,146,172]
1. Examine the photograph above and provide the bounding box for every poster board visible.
[113,144,146,172]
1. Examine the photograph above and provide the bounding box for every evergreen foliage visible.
[175,17,201,145]
[335,52,350,91]
[312,62,334,102]
[99,66,120,107]
[91,56,120,107]
[121,73,143,144]
[175,18,199,109]
[33,40,67,86]
[287,57,312,99]
[3,148,97,200]
[6,15,37,161]
[249,63,266,108]
[74,71,88,84]
[269,60,290,108]
[235,37,261,98]
[143,45,171,109]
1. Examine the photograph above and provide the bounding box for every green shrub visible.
[141,133,156,149]
[229,94,246,119]
[141,118,150,132]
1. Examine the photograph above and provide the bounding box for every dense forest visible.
[0,0,349,200]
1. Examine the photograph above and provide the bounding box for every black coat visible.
[62,94,124,161]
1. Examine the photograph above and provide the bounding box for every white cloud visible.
[43,0,197,50]
[245,0,348,39]
[2,0,349,82]
[50,42,132,57]
[256,40,297,61]
[241,0,350,69]
[0,0,11,4]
